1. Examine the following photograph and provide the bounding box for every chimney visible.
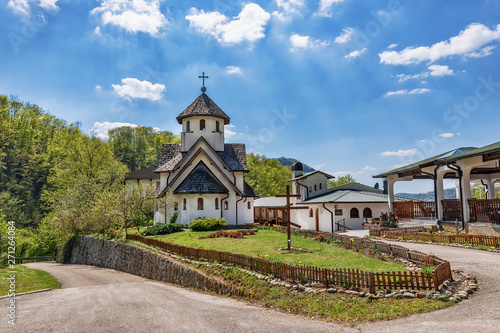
[291,162,303,179]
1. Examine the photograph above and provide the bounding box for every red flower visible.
[198,246,203,249]
[257,254,260,257]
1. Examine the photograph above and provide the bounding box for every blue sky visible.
[1,0,500,193]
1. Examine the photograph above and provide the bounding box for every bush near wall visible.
[142,223,184,236]
[190,218,227,231]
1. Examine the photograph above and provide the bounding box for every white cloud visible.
[465,45,497,58]
[272,0,305,21]
[334,27,354,44]
[395,72,428,83]
[312,163,326,170]
[380,23,500,65]
[345,48,366,59]
[226,66,242,75]
[91,0,167,37]
[380,148,418,157]
[7,0,59,16]
[358,165,377,173]
[428,64,453,77]
[93,26,102,36]
[186,3,271,45]
[112,78,166,101]
[95,85,102,91]
[384,88,430,97]
[224,124,237,138]
[316,0,345,18]
[387,43,398,49]
[438,132,455,138]
[290,33,329,51]
[332,170,353,178]
[89,121,138,140]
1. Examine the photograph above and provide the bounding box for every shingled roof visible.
[125,166,160,180]
[176,93,230,125]
[173,161,229,194]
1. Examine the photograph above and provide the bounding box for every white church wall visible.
[294,173,329,200]
[181,116,224,152]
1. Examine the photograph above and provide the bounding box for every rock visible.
[298,284,306,291]
[284,283,292,288]
[305,287,314,293]
[416,292,426,299]
[385,294,393,298]
[292,284,298,290]
[359,292,366,297]
[403,292,415,298]
[311,283,326,288]
[327,288,337,294]
[367,293,376,300]
[393,293,403,299]
[465,288,473,294]
[304,283,311,287]
[445,290,453,297]
[345,290,359,296]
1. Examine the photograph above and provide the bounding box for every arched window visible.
[350,207,360,218]
[363,207,372,218]
[183,198,187,210]
[215,121,220,132]
[215,198,219,210]
[224,201,229,210]
[247,201,251,209]
[186,121,190,132]
[198,198,204,210]
[174,202,178,211]
[200,119,206,131]
[309,208,313,217]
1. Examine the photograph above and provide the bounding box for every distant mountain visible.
[275,157,315,173]
[396,188,456,201]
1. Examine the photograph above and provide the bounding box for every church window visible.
[215,121,220,132]
[224,201,228,210]
[215,198,219,210]
[309,186,312,192]
[320,183,322,190]
[174,202,178,211]
[314,185,317,191]
[200,119,206,131]
[247,201,251,209]
[183,198,187,210]
[363,207,372,218]
[186,121,190,132]
[309,208,313,217]
[350,208,359,218]
[198,198,204,210]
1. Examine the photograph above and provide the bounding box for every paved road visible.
[0,263,354,333]
[2,241,500,333]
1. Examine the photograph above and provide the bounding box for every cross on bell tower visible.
[199,72,209,92]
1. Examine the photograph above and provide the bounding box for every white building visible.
[255,162,407,232]
[152,85,256,225]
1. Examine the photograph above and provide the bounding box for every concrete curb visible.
[0,288,53,299]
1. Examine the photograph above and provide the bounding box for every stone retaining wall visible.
[63,236,240,296]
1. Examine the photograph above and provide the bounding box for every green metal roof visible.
[298,190,408,204]
[373,140,500,179]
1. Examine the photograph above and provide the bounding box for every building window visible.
[350,207,360,218]
[335,209,343,216]
[198,198,204,210]
[320,183,322,190]
[174,202,178,211]
[186,121,190,132]
[314,184,317,191]
[309,208,313,217]
[200,119,206,131]
[363,207,372,218]
[215,121,220,132]
[183,198,187,210]
[296,185,301,194]
[215,198,219,210]
[247,201,251,209]
[309,186,312,192]
[224,201,228,210]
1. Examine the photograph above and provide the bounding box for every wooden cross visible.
[275,185,309,250]
[198,72,209,86]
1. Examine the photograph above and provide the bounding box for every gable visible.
[173,161,228,194]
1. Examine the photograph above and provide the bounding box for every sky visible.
[1,0,500,193]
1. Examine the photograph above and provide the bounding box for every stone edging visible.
[371,236,500,253]
[0,288,52,300]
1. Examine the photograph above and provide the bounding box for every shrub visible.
[190,217,227,231]
[201,229,255,239]
[142,223,184,236]
[170,211,179,224]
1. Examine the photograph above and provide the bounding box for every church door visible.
[315,208,319,231]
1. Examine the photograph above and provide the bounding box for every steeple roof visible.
[176,93,230,125]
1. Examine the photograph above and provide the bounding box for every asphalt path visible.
[1,241,500,333]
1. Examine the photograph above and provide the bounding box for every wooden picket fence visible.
[127,231,452,292]
[370,228,500,248]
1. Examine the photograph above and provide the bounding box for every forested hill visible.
[0,95,179,227]
[396,188,457,201]
[275,157,315,173]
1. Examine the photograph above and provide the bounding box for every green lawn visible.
[150,229,406,273]
[0,265,61,296]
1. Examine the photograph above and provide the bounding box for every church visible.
[150,77,256,225]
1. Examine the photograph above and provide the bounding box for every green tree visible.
[328,174,356,188]
[245,153,292,197]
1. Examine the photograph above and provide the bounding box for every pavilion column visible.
[460,166,473,222]
[387,177,396,211]
[488,179,497,199]
[436,168,446,221]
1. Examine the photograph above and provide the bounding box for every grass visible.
[201,266,453,325]
[150,228,407,272]
[0,265,61,296]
